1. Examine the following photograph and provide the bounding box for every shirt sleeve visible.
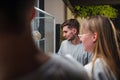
[57,41,64,55]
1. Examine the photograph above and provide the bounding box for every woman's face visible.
[80,28,96,52]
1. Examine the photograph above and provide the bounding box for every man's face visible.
[62,26,76,41]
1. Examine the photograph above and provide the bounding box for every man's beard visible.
[68,34,76,41]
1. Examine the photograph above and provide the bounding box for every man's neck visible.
[71,35,81,45]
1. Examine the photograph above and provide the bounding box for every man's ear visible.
[30,7,35,21]
[72,28,77,34]
[93,32,98,43]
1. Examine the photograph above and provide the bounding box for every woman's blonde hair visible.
[81,15,120,79]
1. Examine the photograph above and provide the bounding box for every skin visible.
[80,25,97,52]
[62,26,80,45]
[62,26,75,41]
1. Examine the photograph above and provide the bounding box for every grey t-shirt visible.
[84,58,116,80]
[58,40,93,65]
[15,55,90,80]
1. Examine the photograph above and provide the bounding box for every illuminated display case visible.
[31,7,56,54]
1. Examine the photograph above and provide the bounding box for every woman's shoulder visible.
[84,58,116,80]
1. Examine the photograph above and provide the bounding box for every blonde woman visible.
[80,15,120,80]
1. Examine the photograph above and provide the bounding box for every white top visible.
[84,58,116,80]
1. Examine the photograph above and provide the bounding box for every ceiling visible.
[63,0,120,12]
[67,0,120,6]
[62,0,120,30]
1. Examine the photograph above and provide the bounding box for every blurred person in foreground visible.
[0,0,90,80]
[80,15,120,80]
[58,19,93,65]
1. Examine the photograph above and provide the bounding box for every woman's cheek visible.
[81,38,87,51]
[83,41,88,51]
[83,37,91,51]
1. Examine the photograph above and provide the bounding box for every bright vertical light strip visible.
[53,17,56,54]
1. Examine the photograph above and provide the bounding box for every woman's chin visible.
[85,48,92,53]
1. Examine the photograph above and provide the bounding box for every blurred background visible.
[31,0,120,54]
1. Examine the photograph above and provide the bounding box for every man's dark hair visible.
[0,0,35,34]
[61,19,80,35]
